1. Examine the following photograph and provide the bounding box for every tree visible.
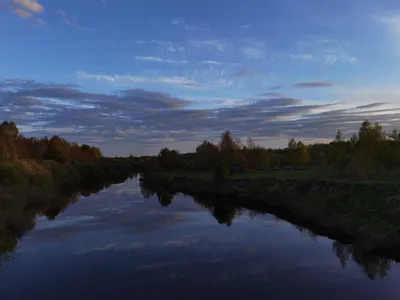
[335,129,344,142]
[288,138,297,149]
[0,121,18,139]
[246,137,256,150]
[358,120,385,143]
[218,131,241,171]
[195,140,219,170]
[350,134,358,147]
[296,141,310,167]
[219,130,239,152]
[388,129,400,141]
[43,135,71,163]
[158,148,180,170]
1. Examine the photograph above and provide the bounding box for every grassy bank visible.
[140,170,400,258]
[0,158,142,203]
[0,158,142,256]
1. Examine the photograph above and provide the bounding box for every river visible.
[1,178,400,299]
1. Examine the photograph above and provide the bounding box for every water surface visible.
[1,178,400,300]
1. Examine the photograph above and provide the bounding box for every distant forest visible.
[155,120,400,178]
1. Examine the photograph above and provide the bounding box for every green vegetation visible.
[138,119,400,257]
[145,119,400,182]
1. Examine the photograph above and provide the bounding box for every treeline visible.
[0,121,102,163]
[154,120,400,179]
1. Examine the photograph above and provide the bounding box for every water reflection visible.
[139,179,397,280]
[0,174,138,266]
[0,176,396,284]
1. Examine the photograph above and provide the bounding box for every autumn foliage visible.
[0,121,102,163]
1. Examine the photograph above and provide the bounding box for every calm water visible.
[1,178,400,300]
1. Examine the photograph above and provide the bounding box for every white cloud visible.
[36,17,44,26]
[12,0,43,13]
[77,71,147,83]
[56,9,67,17]
[200,60,223,65]
[289,54,315,61]
[171,19,194,31]
[76,69,234,90]
[63,18,96,32]
[190,39,227,52]
[134,56,188,64]
[15,8,31,18]
[241,47,265,60]
[77,72,200,89]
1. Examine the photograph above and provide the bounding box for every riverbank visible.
[0,158,141,203]
[140,170,400,259]
[0,158,141,253]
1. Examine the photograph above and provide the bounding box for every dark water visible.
[1,179,400,300]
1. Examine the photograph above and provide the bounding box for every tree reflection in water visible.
[139,180,397,280]
[0,176,395,282]
[0,173,138,272]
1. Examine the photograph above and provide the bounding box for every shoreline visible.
[140,171,400,260]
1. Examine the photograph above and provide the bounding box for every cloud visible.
[260,92,284,98]
[289,54,315,61]
[55,9,95,32]
[56,9,67,17]
[12,0,43,13]
[267,85,282,91]
[289,38,358,65]
[235,68,255,76]
[134,56,188,64]
[3,78,400,156]
[200,60,223,65]
[190,39,227,52]
[35,17,44,26]
[171,19,194,31]
[294,81,335,88]
[77,70,233,90]
[63,18,96,32]
[241,47,265,60]
[15,8,31,18]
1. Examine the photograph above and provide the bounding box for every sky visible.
[2,0,400,156]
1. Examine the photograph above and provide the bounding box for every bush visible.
[0,163,20,185]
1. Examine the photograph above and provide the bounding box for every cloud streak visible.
[3,78,400,156]
[294,81,335,88]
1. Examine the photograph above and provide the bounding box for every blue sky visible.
[2,0,400,155]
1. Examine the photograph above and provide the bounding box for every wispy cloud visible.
[76,71,202,89]
[235,68,255,76]
[35,17,44,26]
[294,81,335,88]
[241,47,265,60]
[171,19,194,31]
[77,69,234,90]
[200,60,223,65]
[62,18,96,32]
[134,56,188,64]
[190,39,227,52]
[56,9,67,17]
[15,7,32,18]
[12,0,44,13]
[55,9,96,32]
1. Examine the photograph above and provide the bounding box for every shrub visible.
[0,163,20,185]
